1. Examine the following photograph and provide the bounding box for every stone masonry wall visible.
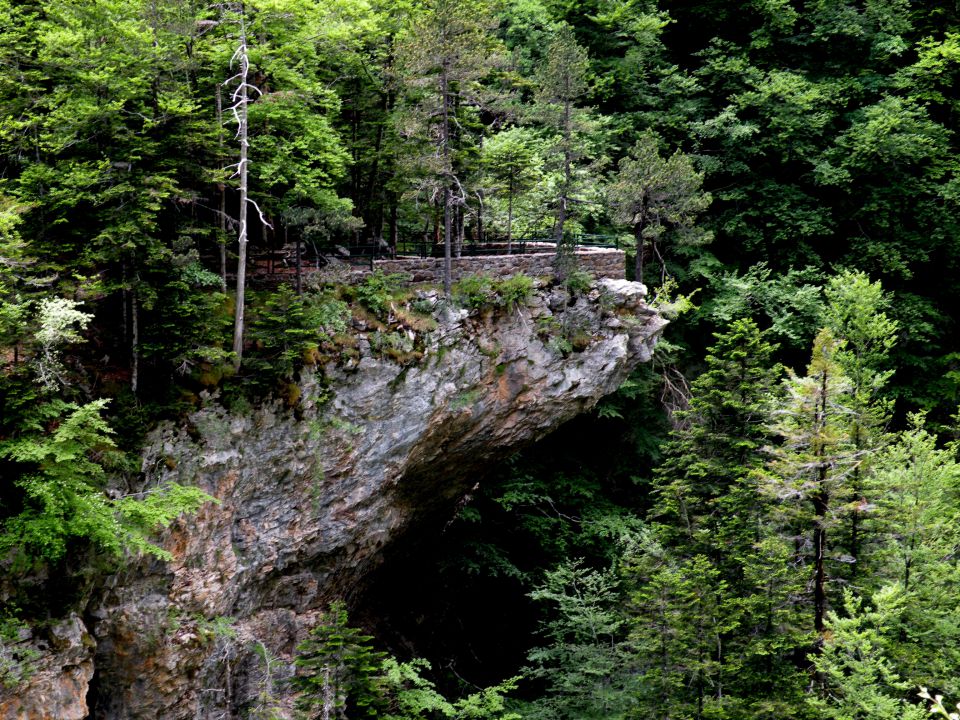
[249,248,626,287]
[371,248,625,283]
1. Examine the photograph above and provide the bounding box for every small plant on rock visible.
[354,271,410,317]
[496,274,535,310]
[454,274,497,309]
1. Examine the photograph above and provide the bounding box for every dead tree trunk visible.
[226,4,269,370]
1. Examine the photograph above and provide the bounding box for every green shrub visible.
[294,602,520,719]
[565,269,594,296]
[0,399,212,569]
[455,273,535,311]
[354,271,410,317]
[245,286,349,380]
[496,274,535,310]
[454,274,497,309]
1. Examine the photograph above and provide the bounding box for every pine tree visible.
[395,0,502,295]
[524,559,637,720]
[481,127,544,253]
[765,328,859,641]
[862,417,960,697]
[607,130,712,286]
[626,548,727,720]
[821,270,898,579]
[652,318,782,567]
[528,24,607,276]
[642,319,807,718]
[809,589,926,720]
[294,601,387,719]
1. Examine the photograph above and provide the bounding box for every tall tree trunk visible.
[121,259,129,346]
[361,91,390,231]
[813,487,828,635]
[389,193,398,255]
[444,188,453,294]
[476,191,484,245]
[507,174,514,254]
[455,204,464,258]
[216,85,228,293]
[441,64,452,295]
[634,223,645,285]
[131,276,139,394]
[848,420,865,582]
[231,5,251,371]
[553,96,573,279]
[813,368,829,639]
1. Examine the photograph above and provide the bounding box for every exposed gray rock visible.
[51,279,663,719]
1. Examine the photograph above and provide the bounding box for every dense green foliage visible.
[3,0,960,715]
[294,601,519,720]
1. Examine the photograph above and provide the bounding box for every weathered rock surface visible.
[5,279,665,719]
[0,614,95,720]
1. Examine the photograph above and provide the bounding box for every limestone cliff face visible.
[3,278,665,720]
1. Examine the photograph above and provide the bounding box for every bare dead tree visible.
[223,2,269,370]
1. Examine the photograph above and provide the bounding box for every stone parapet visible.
[371,247,626,283]
[244,248,626,288]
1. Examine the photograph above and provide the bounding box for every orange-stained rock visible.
[0,615,95,720]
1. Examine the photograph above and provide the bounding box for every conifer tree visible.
[295,601,387,719]
[626,548,727,720]
[810,589,926,720]
[481,127,544,253]
[765,328,859,640]
[862,417,960,696]
[395,0,501,295]
[607,130,712,286]
[652,318,782,565]
[642,319,805,718]
[532,25,597,270]
[524,560,637,720]
[822,270,897,577]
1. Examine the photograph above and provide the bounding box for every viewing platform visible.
[246,236,629,286]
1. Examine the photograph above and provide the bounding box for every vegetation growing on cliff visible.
[3,0,960,716]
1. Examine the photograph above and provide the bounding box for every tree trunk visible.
[216,86,228,294]
[389,194,398,255]
[476,191,484,245]
[361,90,390,232]
[441,63,452,295]
[553,96,573,279]
[507,174,514,254]
[443,187,452,295]
[813,367,830,639]
[455,204,464,258]
[231,6,251,371]
[848,421,864,582]
[813,488,828,635]
[634,223,645,285]
[554,96,572,252]
[131,278,139,394]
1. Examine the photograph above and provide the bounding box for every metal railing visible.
[349,234,622,260]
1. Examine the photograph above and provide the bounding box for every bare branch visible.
[247,198,272,229]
